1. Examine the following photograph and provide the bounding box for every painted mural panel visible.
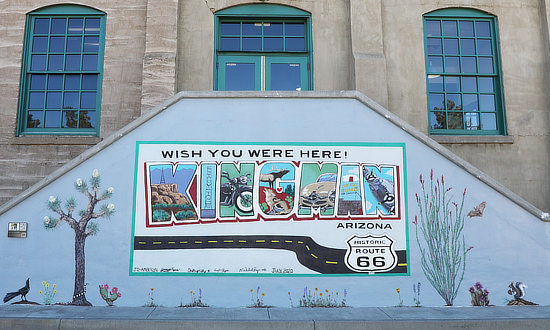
[131,142,408,276]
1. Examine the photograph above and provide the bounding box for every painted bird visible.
[3,278,30,303]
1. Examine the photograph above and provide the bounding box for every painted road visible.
[134,235,407,274]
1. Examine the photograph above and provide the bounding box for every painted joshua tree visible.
[413,169,472,306]
[43,169,115,306]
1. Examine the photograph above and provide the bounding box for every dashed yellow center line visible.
[153,242,161,245]
[256,240,266,243]
[168,242,175,244]
[239,240,247,243]
[325,261,338,265]
[298,241,304,244]
[285,240,293,243]
[306,245,310,251]
[310,254,318,259]
[138,242,146,245]
[180,241,188,244]
[398,263,407,267]
[223,240,234,243]
[271,240,280,243]
[208,240,218,243]
[194,241,202,244]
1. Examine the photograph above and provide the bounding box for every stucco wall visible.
[0,0,147,205]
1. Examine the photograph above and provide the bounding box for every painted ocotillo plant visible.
[413,169,471,306]
[43,169,115,306]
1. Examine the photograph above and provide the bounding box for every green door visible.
[265,56,308,91]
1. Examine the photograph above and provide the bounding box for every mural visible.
[43,169,115,306]
[131,143,408,276]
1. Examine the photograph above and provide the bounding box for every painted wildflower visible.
[92,169,99,178]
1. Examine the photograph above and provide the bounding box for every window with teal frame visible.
[423,8,506,135]
[214,4,312,91]
[17,5,106,136]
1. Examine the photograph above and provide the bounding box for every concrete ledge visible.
[431,135,514,144]
[10,135,102,145]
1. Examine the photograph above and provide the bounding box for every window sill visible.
[11,135,102,145]
[431,135,514,144]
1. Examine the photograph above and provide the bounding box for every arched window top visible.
[30,4,105,15]
[216,3,310,17]
[424,7,493,18]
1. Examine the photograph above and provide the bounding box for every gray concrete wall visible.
[0,0,148,205]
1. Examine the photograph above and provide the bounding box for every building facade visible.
[1,0,549,211]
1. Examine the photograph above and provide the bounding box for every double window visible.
[423,8,505,135]
[214,4,312,91]
[17,5,106,136]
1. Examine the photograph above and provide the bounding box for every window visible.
[423,8,506,135]
[214,4,312,91]
[17,5,106,136]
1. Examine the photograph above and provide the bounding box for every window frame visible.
[423,8,507,136]
[17,4,106,136]
[213,4,313,91]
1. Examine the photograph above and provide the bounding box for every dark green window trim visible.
[214,4,313,91]
[17,4,106,136]
[423,8,506,135]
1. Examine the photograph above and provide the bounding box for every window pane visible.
[33,37,48,52]
[429,93,444,110]
[81,92,97,109]
[63,92,80,109]
[478,77,494,92]
[220,37,240,51]
[286,38,305,51]
[459,21,474,37]
[225,62,255,90]
[264,37,283,51]
[68,18,83,34]
[446,94,462,110]
[286,23,304,36]
[44,110,61,127]
[444,76,460,92]
[220,23,240,35]
[66,54,81,71]
[48,55,64,71]
[65,74,81,90]
[461,57,476,73]
[478,57,493,73]
[442,21,457,36]
[428,75,443,91]
[443,39,458,54]
[445,57,460,73]
[427,38,442,54]
[428,56,443,72]
[31,55,47,70]
[448,112,464,129]
[242,23,261,35]
[80,110,95,128]
[270,63,301,91]
[62,110,78,128]
[481,113,496,130]
[476,21,491,37]
[463,94,478,111]
[430,111,446,129]
[47,75,63,89]
[85,18,100,34]
[29,92,45,108]
[51,18,66,34]
[82,75,97,90]
[27,111,43,128]
[46,92,62,108]
[30,74,47,90]
[67,36,82,52]
[465,113,480,129]
[34,18,50,34]
[460,39,475,55]
[477,39,492,55]
[462,77,477,92]
[480,95,495,111]
[82,54,98,71]
[83,36,99,52]
[425,20,441,36]
[264,22,283,36]
[242,37,261,51]
[49,36,65,52]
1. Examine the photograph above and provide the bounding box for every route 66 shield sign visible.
[344,234,397,273]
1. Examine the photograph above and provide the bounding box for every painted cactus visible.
[99,284,121,306]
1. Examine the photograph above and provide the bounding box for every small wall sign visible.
[8,222,27,238]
